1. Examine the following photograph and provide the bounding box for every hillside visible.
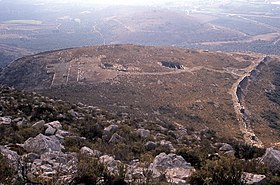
[1,44,280,149]
[0,83,279,184]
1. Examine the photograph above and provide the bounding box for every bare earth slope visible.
[1,44,279,147]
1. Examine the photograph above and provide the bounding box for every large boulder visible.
[23,134,62,155]
[148,153,195,184]
[261,148,280,173]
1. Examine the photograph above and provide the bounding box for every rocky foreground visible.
[0,85,279,185]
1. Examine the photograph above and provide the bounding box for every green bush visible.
[190,157,244,185]
[176,149,202,169]
[64,136,87,152]
[233,143,265,160]
[77,119,103,140]
[266,175,280,185]
[71,154,127,185]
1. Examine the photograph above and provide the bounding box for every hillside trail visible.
[228,55,265,148]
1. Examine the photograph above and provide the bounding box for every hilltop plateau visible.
[1,44,280,149]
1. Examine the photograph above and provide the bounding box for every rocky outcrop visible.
[23,134,62,155]
[148,153,195,184]
[25,151,77,184]
[261,148,280,173]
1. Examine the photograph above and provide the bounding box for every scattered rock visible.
[99,155,122,175]
[12,117,22,123]
[136,128,150,138]
[80,146,94,156]
[166,167,192,184]
[155,133,167,140]
[93,149,102,158]
[32,120,45,130]
[45,126,57,136]
[148,153,195,184]
[223,150,235,157]
[68,109,79,118]
[218,143,234,152]
[125,160,149,184]
[23,153,40,163]
[215,143,235,157]
[45,121,62,130]
[56,129,70,137]
[242,172,266,185]
[145,141,157,151]
[17,117,28,126]
[109,133,124,144]
[104,124,119,134]
[23,134,62,155]
[160,140,176,153]
[0,117,12,125]
[261,148,280,173]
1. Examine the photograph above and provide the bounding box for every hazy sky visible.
[33,0,173,5]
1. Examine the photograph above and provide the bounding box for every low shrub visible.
[176,149,202,169]
[190,157,244,185]
[71,154,127,185]
[233,143,265,160]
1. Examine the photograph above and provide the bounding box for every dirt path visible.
[228,56,265,147]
